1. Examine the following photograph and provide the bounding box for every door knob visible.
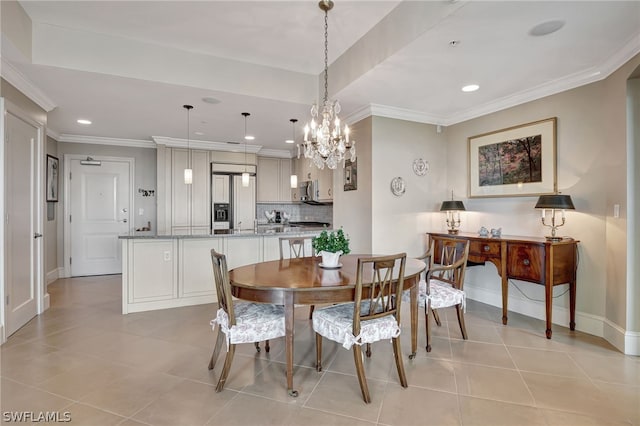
[34,233,43,239]
[120,219,128,223]
[122,208,128,213]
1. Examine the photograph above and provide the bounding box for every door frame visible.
[0,99,46,344]
[62,155,135,278]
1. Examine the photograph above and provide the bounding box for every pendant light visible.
[183,104,194,185]
[289,118,298,188]
[241,112,251,187]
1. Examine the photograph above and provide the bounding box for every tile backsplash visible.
[257,203,332,224]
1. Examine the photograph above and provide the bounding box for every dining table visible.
[228,253,427,397]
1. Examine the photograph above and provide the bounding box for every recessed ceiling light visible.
[194,131,204,136]
[244,135,255,141]
[202,96,221,104]
[529,20,565,37]
[285,139,294,144]
[462,84,479,92]
[77,119,92,125]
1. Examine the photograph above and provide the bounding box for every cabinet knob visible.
[523,259,530,266]
[483,245,490,252]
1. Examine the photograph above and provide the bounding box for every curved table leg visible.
[409,278,418,359]
[284,291,298,397]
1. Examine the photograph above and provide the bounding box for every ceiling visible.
[3,1,640,156]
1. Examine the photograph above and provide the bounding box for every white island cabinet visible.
[120,229,325,314]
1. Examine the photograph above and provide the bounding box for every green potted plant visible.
[312,229,351,268]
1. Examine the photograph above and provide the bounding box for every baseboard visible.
[465,283,604,337]
[46,267,64,285]
[603,320,640,355]
[43,293,50,312]
[0,324,4,345]
[624,330,640,356]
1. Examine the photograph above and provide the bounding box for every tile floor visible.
[1,275,639,426]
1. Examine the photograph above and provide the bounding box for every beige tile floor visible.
[2,275,639,426]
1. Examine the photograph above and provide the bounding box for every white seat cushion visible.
[312,301,401,350]
[404,279,466,311]
[210,302,285,350]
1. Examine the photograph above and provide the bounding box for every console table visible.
[427,232,579,338]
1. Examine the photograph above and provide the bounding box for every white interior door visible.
[70,158,131,276]
[5,110,41,337]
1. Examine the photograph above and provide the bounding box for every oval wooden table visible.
[229,254,426,397]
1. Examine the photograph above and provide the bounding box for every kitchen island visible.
[119,226,329,314]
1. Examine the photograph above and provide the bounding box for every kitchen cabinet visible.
[233,175,256,230]
[157,147,210,234]
[212,174,230,203]
[170,148,210,234]
[295,158,333,202]
[257,157,292,202]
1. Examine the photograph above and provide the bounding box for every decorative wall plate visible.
[413,158,429,176]
[390,177,406,197]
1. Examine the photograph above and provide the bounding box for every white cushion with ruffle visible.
[403,279,465,311]
[312,301,401,350]
[210,303,285,351]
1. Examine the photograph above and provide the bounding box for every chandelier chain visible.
[323,9,329,105]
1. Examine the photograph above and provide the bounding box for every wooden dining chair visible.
[208,249,286,392]
[422,238,470,352]
[279,236,318,319]
[312,253,408,403]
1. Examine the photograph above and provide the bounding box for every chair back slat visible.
[211,249,235,325]
[428,238,470,291]
[279,236,315,259]
[353,253,407,336]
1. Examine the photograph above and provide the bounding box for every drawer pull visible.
[483,245,490,252]
[523,259,530,266]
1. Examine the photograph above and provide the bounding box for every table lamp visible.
[535,194,575,241]
[440,192,466,234]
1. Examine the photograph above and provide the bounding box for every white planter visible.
[320,250,342,267]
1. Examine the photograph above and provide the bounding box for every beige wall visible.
[371,116,447,257]
[333,116,373,254]
[45,136,58,279]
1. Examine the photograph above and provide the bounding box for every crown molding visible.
[0,58,56,112]
[59,134,155,149]
[46,127,61,141]
[257,148,295,158]
[151,136,262,153]
[599,34,640,78]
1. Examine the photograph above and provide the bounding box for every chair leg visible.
[265,340,270,352]
[352,345,371,403]
[215,344,236,392]
[365,343,372,358]
[425,303,432,352]
[431,308,442,326]
[315,333,323,372]
[392,336,408,388]
[208,325,225,370]
[254,342,261,353]
[455,304,468,340]
[309,305,315,320]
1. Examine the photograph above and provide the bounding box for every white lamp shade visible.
[184,168,193,185]
[241,172,250,187]
[290,174,298,188]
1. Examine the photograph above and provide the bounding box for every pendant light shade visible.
[183,104,194,185]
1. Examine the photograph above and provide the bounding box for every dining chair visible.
[208,249,286,392]
[312,253,408,403]
[422,238,470,352]
[279,236,318,319]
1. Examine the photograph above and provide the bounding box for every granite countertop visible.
[119,225,331,239]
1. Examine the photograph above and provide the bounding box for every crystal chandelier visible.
[298,0,355,170]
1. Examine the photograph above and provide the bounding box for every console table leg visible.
[501,274,509,325]
[545,277,553,339]
[569,280,577,331]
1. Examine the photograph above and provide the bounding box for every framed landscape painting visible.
[468,117,557,198]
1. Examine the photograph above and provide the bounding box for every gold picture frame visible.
[468,117,557,198]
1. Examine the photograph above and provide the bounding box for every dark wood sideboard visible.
[427,232,579,338]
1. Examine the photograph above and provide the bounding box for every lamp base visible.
[544,236,564,242]
[447,229,459,235]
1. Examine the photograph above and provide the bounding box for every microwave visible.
[298,180,332,205]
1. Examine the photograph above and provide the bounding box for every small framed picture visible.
[46,154,59,202]
[344,158,357,191]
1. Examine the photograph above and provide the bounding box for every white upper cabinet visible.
[212,174,230,204]
[257,157,293,202]
[233,175,256,229]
